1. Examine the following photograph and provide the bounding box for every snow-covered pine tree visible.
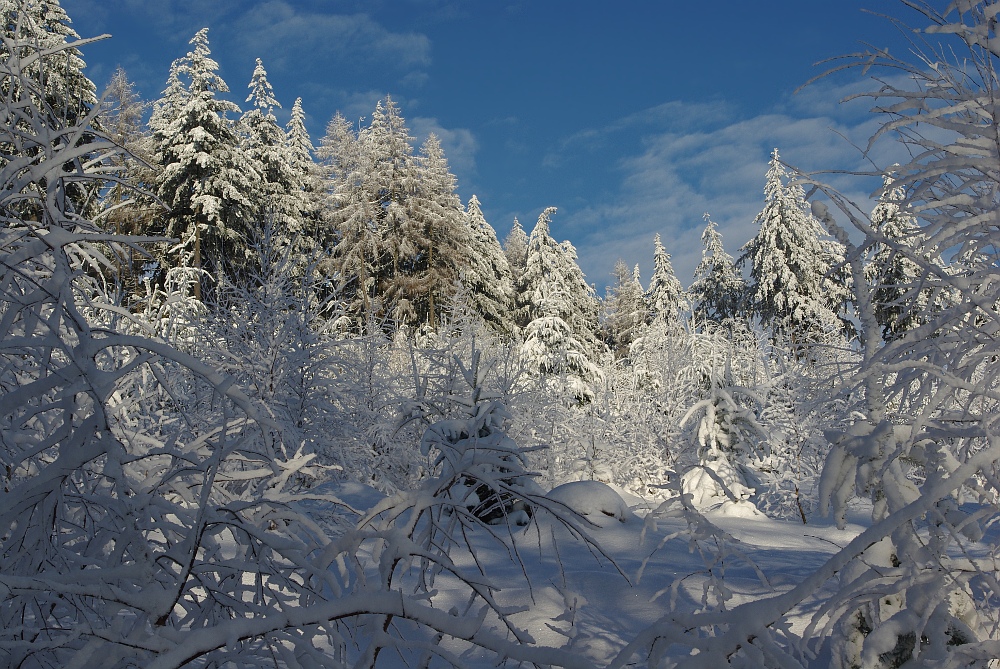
[518,207,600,352]
[504,216,529,285]
[147,55,186,138]
[689,214,746,325]
[604,259,647,358]
[1,0,100,219]
[865,172,946,341]
[319,111,380,325]
[518,207,602,399]
[558,238,601,353]
[285,96,325,246]
[405,133,469,327]
[505,207,563,327]
[646,232,688,327]
[514,208,564,329]
[0,0,96,124]
[462,194,515,332]
[361,95,421,327]
[150,28,259,298]
[240,58,302,242]
[741,148,842,349]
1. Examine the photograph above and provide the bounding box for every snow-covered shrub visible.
[799,5,1000,663]
[418,347,543,525]
[198,217,346,478]
[521,314,603,404]
[747,349,850,523]
[0,32,328,668]
[346,343,621,667]
[613,472,779,667]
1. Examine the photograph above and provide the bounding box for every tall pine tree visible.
[285,97,324,245]
[740,149,841,347]
[405,133,468,327]
[320,111,377,324]
[360,96,420,326]
[150,28,259,297]
[240,58,301,239]
[461,195,515,332]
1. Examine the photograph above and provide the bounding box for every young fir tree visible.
[504,216,529,285]
[150,28,258,298]
[689,214,746,325]
[518,208,603,401]
[604,259,648,359]
[406,133,469,327]
[740,148,841,347]
[240,58,302,240]
[462,194,515,332]
[646,233,687,327]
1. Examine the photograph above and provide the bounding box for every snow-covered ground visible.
[318,479,871,668]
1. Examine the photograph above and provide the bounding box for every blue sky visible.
[67,0,914,291]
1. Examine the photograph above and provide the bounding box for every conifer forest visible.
[2,1,1000,668]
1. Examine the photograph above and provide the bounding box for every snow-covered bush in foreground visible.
[0,31,334,669]
[800,3,1000,664]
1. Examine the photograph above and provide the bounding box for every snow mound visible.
[546,480,636,526]
[710,499,765,518]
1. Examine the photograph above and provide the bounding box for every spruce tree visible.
[240,58,301,238]
[646,233,687,326]
[866,173,939,340]
[462,195,515,332]
[518,207,601,356]
[0,0,96,124]
[689,214,745,325]
[504,217,529,285]
[519,213,602,397]
[359,96,420,326]
[740,148,841,346]
[1,0,99,218]
[150,28,259,297]
[285,97,324,244]
[319,111,377,324]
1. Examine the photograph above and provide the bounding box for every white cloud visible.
[231,2,430,74]
[560,81,909,292]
